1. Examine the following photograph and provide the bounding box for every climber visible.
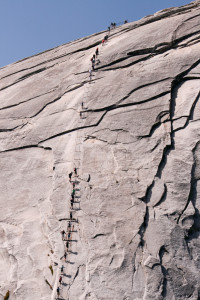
[67,221,71,231]
[72,189,75,196]
[68,232,71,240]
[108,26,110,32]
[57,286,60,297]
[124,20,128,24]
[92,57,95,63]
[74,167,78,176]
[61,265,64,273]
[92,61,95,71]
[72,181,76,188]
[95,48,99,56]
[71,193,75,201]
[104,35,108,41]
[66,241,70,251]
[61,230,66,240]
[70,211,73,220]
[64,251,67,261]
[102,39,105,46]
[113,22,116,28]
[59,276,62,285]
[81,101,84,109]
[69,172,73,182]
[71,199,74,209]
[87,174,91,182]
[93,54,96,60]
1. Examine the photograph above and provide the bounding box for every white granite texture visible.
[0,1,200,299]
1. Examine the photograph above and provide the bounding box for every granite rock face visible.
[1,1,200,299]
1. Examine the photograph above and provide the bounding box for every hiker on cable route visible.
[69,172,73,182]
[61,230,65,240]
[57,286,60,297]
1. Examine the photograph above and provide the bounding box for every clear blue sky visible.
[0,0,191,68]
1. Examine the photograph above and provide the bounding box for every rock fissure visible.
[177,142,200,224]
[1,2,200,299]
[0,88,58,111]
[83,91,170,114]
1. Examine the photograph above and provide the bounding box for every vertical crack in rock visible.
[154,184,167,208]
[2,2,200,299]
[152,60,200,183]
[138,206,149,247]
[136,63,200,294]
[67,264,85,297]
[159,246,169,299]
[177,141,200,225]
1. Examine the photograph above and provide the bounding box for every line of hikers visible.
[56,25,114,298]
[88,34,108,80]
[56,20,130,296]
[89,46,100,74]
[108,20,128,31]
[89,28,111,79]
[83,20,129,115]
[57,29,111,298]
[57,168,79,299]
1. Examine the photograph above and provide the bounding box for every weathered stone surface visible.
[0,1,200,299]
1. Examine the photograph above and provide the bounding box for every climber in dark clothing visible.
[66,241,69,251]
[104,35,108,41]
[67,221,71,231]
[57,286,60,296]
[87,174,91,182]
[74,167,78,176]
[92,62,95,71]
[59,276,62,285]
[61,230,65,240]
[64,251,67,261]
[70,212,73,220]
[70,199,74,209]
[61,265,64,273]
[95,48,99,56]
[69,172,73,181]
